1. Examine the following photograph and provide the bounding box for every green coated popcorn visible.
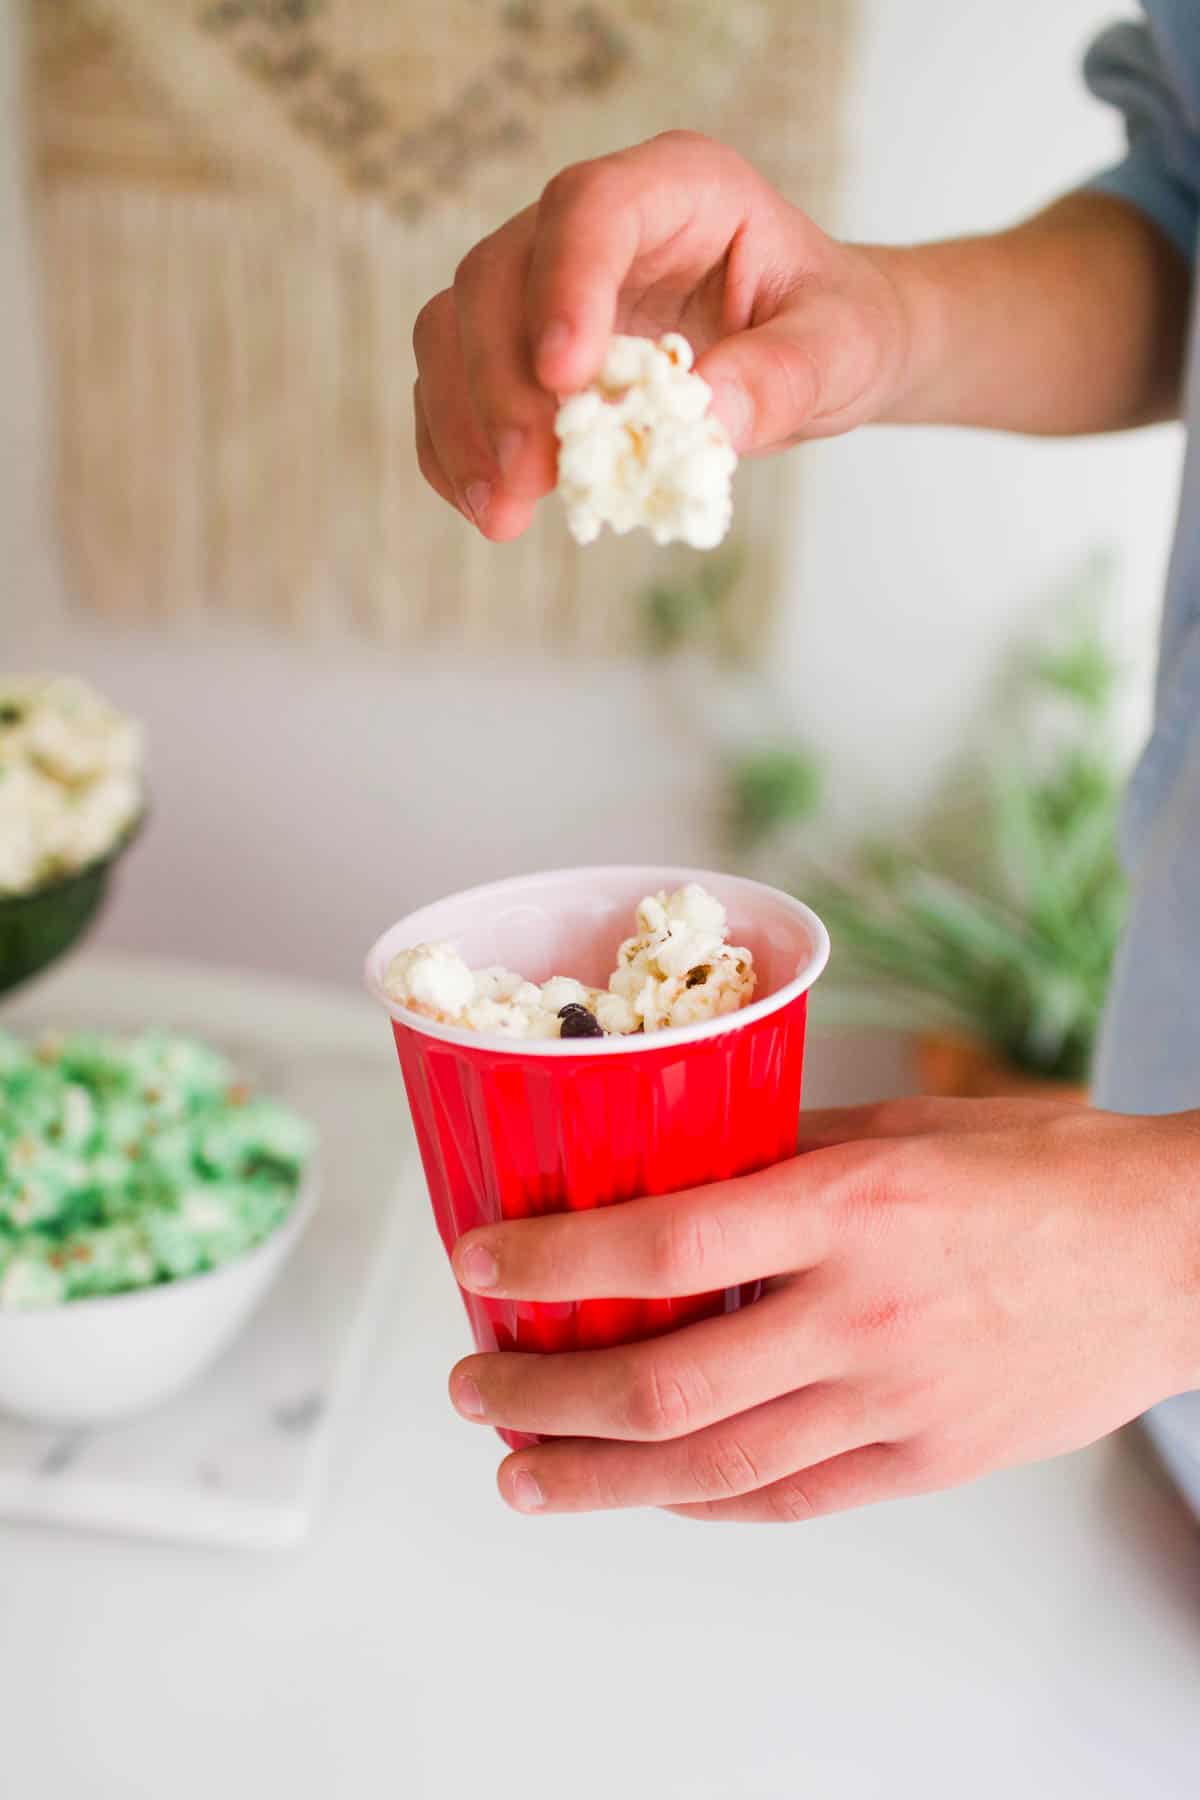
[0,1031,315,1308]
[197,1098,315,1180]
[125,1032,234,1106]
[2,1173,67,1231]
[223,1179,295,1246]
[140,1119,200,1187]
[0,1239,67,1308]
[56,1082,97,1150]
[55,1224,158,1300]
[97,1096,149,1156]
[139,1210,207,1282]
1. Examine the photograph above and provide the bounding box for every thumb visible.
[699,320,820,453]
[699,301,879,453]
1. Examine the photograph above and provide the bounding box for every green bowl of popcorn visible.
[0,675,145,997]
[0,1029,317,1425]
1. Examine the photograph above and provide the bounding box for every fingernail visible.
[539,319,572,366]
[458,1242,499,1291]
[464,480,492,527]
[710,381,753,448]
[453,1376,486,1420]
[496,428,524,475]
[511,1468,544,1513]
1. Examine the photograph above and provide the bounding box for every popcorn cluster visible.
[555,334,737,550]
[610,885,755,1032]
[0,1031,315,1308]
[383,948,637,1041]
[384,883,756,1042]
[0,675,144,896]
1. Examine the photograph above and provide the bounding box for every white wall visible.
[2,0,1181,989]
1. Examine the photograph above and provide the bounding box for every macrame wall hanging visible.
[29,0,856,652]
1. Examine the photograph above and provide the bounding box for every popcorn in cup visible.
[364,867,830,1450]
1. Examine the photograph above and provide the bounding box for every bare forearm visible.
[870,191,1191,436]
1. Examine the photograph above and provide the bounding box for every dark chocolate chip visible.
[558,1003,604,1039]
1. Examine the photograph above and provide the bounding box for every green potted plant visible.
[723,581,1129,1100]
[643,551,1129,1099]
[809,612,1127,1098]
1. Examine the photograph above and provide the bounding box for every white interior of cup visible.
[364,865,829,1056]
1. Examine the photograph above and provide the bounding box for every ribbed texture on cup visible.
[393,994,809,1448]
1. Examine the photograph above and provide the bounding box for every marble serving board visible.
[0,995,418,1551]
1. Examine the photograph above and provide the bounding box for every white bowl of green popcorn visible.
[0,1029,318,1426]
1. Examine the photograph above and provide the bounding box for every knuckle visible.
[685,1432,763,1501]
[882,1374,940,1430]
[764,336,821,428]
[453,238,495,298]
[540,157,611,217]
[883,1135,938,1198]
[413,420,448,499]
[411,293,446,359]
[839,1137,920,1219]
[901,1432,966,1489]
[652,127,720,161]
[845,1294,904,1341]
[765,1476,818,1524]
[860,1098,917,1138]
[648,1204,715,1291]
[575,1453,629,1512]
[656,126,709,148]
[531,1218,575,1292]
[414,433,438,486]
[623,1356,707,1441]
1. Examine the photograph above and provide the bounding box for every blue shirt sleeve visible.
[1085,19,1199,263]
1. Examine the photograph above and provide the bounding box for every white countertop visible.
[3,953,1199,1800]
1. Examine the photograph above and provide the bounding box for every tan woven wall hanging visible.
[29,0,857,651]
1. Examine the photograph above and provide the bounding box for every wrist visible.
[855,241,956,426]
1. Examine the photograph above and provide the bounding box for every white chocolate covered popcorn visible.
[610,883,756,1032]
[385,944,576,1039]
[555,334,737,550]
[0,675,144,895]
[383,884,756,1041]
[383,942,477,1020]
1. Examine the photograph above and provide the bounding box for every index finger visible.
[450,1148,858,1302]
[527,132,758,393]
[452,204,559,501]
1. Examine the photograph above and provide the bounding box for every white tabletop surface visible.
[2,952,1199,1800]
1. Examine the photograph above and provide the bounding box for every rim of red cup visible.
[363,865,831,1058]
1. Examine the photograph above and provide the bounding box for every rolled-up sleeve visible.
[1085,19,1200,263]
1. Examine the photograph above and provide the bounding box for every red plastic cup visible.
[364,866,829,1449]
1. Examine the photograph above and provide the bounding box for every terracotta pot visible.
[915,1032,1088,1105]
